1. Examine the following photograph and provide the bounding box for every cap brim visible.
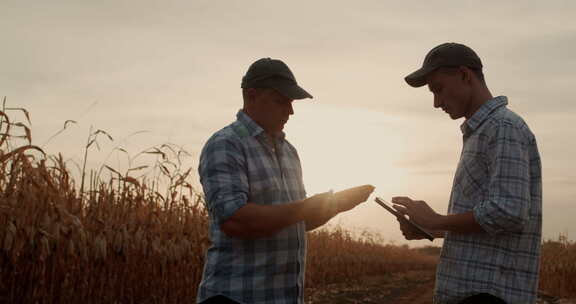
[404,66,436,88]
[272,83,313,100]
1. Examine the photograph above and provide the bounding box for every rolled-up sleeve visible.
[473,122,531,235]
[199,135,249,224]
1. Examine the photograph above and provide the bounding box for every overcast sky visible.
[1,0,575,245]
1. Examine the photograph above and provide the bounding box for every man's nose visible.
[288,103,294,115]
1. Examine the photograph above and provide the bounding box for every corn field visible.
[0,107,573,303]
[0,142,210,302]
[306,228,437,287]
[539,235,576,298]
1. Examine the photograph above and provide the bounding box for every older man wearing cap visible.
[196,58,374,304]
[392,43,542,304]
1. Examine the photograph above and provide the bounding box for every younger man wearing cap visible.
[196,58,374,304]
[392,43,542,304]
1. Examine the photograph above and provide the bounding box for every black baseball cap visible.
[241,58,313,100]
[405,43,483,87]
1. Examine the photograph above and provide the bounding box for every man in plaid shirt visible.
[394,43,542,304]
[196,58,374,304]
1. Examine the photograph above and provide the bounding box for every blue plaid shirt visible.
[197,110,307,304]
[435,96,542,304]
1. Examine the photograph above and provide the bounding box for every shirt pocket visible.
[246,162,282,205]
[457,155,488,200]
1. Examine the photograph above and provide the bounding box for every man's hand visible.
[396,217,430,240]
[303,185,374,231]
[302,191,335,217]
[391,196,443,230]
[333,185,375,212]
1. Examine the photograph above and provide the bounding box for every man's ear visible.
[244,88,261,108]
[459,66,473,84]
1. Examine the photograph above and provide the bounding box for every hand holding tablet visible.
[374,197,435,241]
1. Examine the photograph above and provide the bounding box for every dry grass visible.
[0,105,573,302]
[539,234,576,298]
[306,228,437,286]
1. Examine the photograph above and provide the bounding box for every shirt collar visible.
[236,110,286,140]
[460,96,508,135]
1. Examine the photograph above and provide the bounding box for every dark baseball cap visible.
[405,43,483,87]
[241,58,313,100]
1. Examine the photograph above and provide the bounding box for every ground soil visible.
[306,270,435,304]
[306,270,576,304]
